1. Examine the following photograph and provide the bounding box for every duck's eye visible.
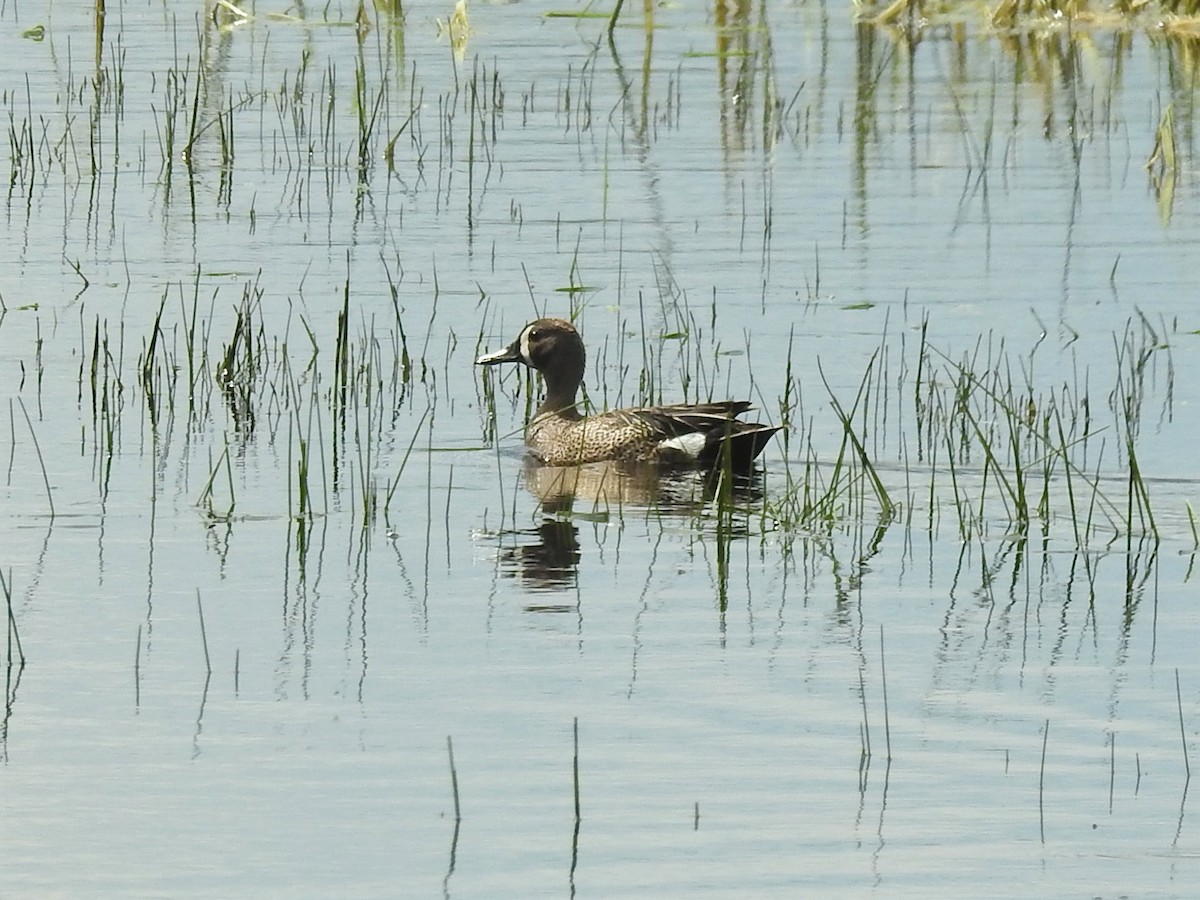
[529,329,541,340]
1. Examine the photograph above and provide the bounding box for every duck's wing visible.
[622,401,754,436]
[619,403,781,468]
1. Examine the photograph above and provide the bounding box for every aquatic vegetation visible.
[0,0,1185,562]
[860,0,1200,35]
[768,311,1178,549]
[0,5,1197,898]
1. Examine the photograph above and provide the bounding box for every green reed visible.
[139,294,169,432]
[197,436,236,523]
[2,566,25,670]
[763,307,1178,552]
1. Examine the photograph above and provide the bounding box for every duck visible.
[476,317,781,470]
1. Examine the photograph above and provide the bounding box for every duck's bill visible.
[475,342,522,365]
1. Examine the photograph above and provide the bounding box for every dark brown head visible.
[476,318,586,408]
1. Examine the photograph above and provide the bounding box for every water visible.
[1,2,1199,897]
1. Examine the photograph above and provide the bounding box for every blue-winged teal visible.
[476,318,781,469]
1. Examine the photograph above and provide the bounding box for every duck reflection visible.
[494,458,768,594]
[525,457,766,513]
[497,516,582,594]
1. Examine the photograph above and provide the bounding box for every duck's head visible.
[476,318,586,397]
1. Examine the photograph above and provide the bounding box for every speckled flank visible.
[527,408,663,466]
[477,318,782,469]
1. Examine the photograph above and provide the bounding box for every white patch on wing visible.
[657,432,708,459]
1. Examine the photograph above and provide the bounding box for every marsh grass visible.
[61,232,1184,573]
[570,717,582,888]
[0,0,1191,863]
[80,311,126,483]
[1175,669,1191,781]
[2,566,25,669]
[5,3,1188,568]
[863,0,1200,34]
[63,256,433,530]
[197,436,237,522]
[760,309,1179,555]
[1146,103,1179,222]
[476,286,1181,562]
[1,564,24,764]
[14,398,55,520]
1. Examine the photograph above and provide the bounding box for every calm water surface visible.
[1,1,1198,897]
